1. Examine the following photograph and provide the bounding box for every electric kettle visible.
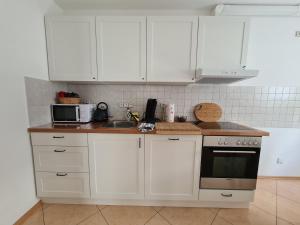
[93,102,109,122]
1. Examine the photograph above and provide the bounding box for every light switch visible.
[295,31,300,37]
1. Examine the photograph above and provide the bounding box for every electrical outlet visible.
[295,31,300,37]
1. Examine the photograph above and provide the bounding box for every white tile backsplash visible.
[25,77,68,126]
[67,84,300,128]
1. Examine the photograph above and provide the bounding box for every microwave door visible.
[52,105,78,122]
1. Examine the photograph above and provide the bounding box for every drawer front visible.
[36,172,90,198]
[199,189,255,202]
[31,133,88,146]
[33,146,89,172]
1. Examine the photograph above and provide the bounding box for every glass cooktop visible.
[193,122,254,131]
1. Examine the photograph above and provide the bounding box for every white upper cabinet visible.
[145,135,202,200]
[197,16,249,71]
[96,16,146,82]
[147,16,198,83]
[88,134,144,200]
[45,16,97,81]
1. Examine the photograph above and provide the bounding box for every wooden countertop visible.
[28,122,269,136]
[27,122,148,134]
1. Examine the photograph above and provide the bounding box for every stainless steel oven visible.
[200,136,261,190]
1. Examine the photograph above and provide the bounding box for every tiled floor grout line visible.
[97,205,109,211]
[97,205,110,225]
[75,211,98,225]
[157,211,174,225]
[142,209,159,225]
[217,212,235,225]
[152,206,164,213]
[209,208,220,225]
[41,203,46,225]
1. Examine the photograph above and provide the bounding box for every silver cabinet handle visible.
[56,172,68,176]
[168,138,180,141]
[221,193,233,197]
[54,149,66,153]
[138,137,142,149]
[53,136,64,139]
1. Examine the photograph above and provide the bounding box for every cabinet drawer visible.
[199,189,255,202]
[31,133,87,146]
[36,172,90,198]
[33,146,89,172]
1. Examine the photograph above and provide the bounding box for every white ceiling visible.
[55,0,300,10]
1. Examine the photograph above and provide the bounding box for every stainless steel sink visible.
[103,120,137,128]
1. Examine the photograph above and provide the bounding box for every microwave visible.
[51,104,95,123]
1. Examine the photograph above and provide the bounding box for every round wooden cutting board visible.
[194,103,222,122]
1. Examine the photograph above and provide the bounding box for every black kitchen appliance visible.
[93,102,109,122]
[144,99,157,124]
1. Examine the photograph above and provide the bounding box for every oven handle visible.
[213,150,257,154]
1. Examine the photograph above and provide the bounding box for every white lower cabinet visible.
[36,172,90,198]
[88,134,144,199]
[145,135,202,200]
[31,132,90,198]
[199,189,255,202]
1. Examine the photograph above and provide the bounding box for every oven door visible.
[200,146,260,190]
[52,105,80,122]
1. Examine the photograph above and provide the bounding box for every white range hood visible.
[196,68,259,84]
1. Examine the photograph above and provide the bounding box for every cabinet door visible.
[96,16,146,82]
[145,135,202,200]
[197,16,249,70]
[89,134,144,199]
[46,16,97,81]
[147,16,198,83]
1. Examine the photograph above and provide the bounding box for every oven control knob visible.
[254,141,259,145]
[218,141,223,145]
[224,141,228,145]
[248,141,253,145]
[242,141,247,145]
[236,141,241,145]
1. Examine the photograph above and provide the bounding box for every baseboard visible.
[41,198,250,209]
[14,200,43,225]
[258,176,300,180]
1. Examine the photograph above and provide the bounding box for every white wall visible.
[0,0,61,224]
[258,128,300,177]
[238,17,300,86]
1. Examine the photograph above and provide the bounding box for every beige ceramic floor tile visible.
[278,196,300,224]
[78,212,108,225]
[277,180,300,203]
[152,206,164,212]
[23,207,44,225]
[277,218,294,225]
[218,205,276,225]
[212,216,233,225]
[42,203,51,210]
[159,207,218,225]
[256,179,277,194]
[101,206,157,225]
[145,214,170,225]
[43,204,98,225]
[250,189,276,216]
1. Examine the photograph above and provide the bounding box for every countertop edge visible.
[27,123,270,137]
